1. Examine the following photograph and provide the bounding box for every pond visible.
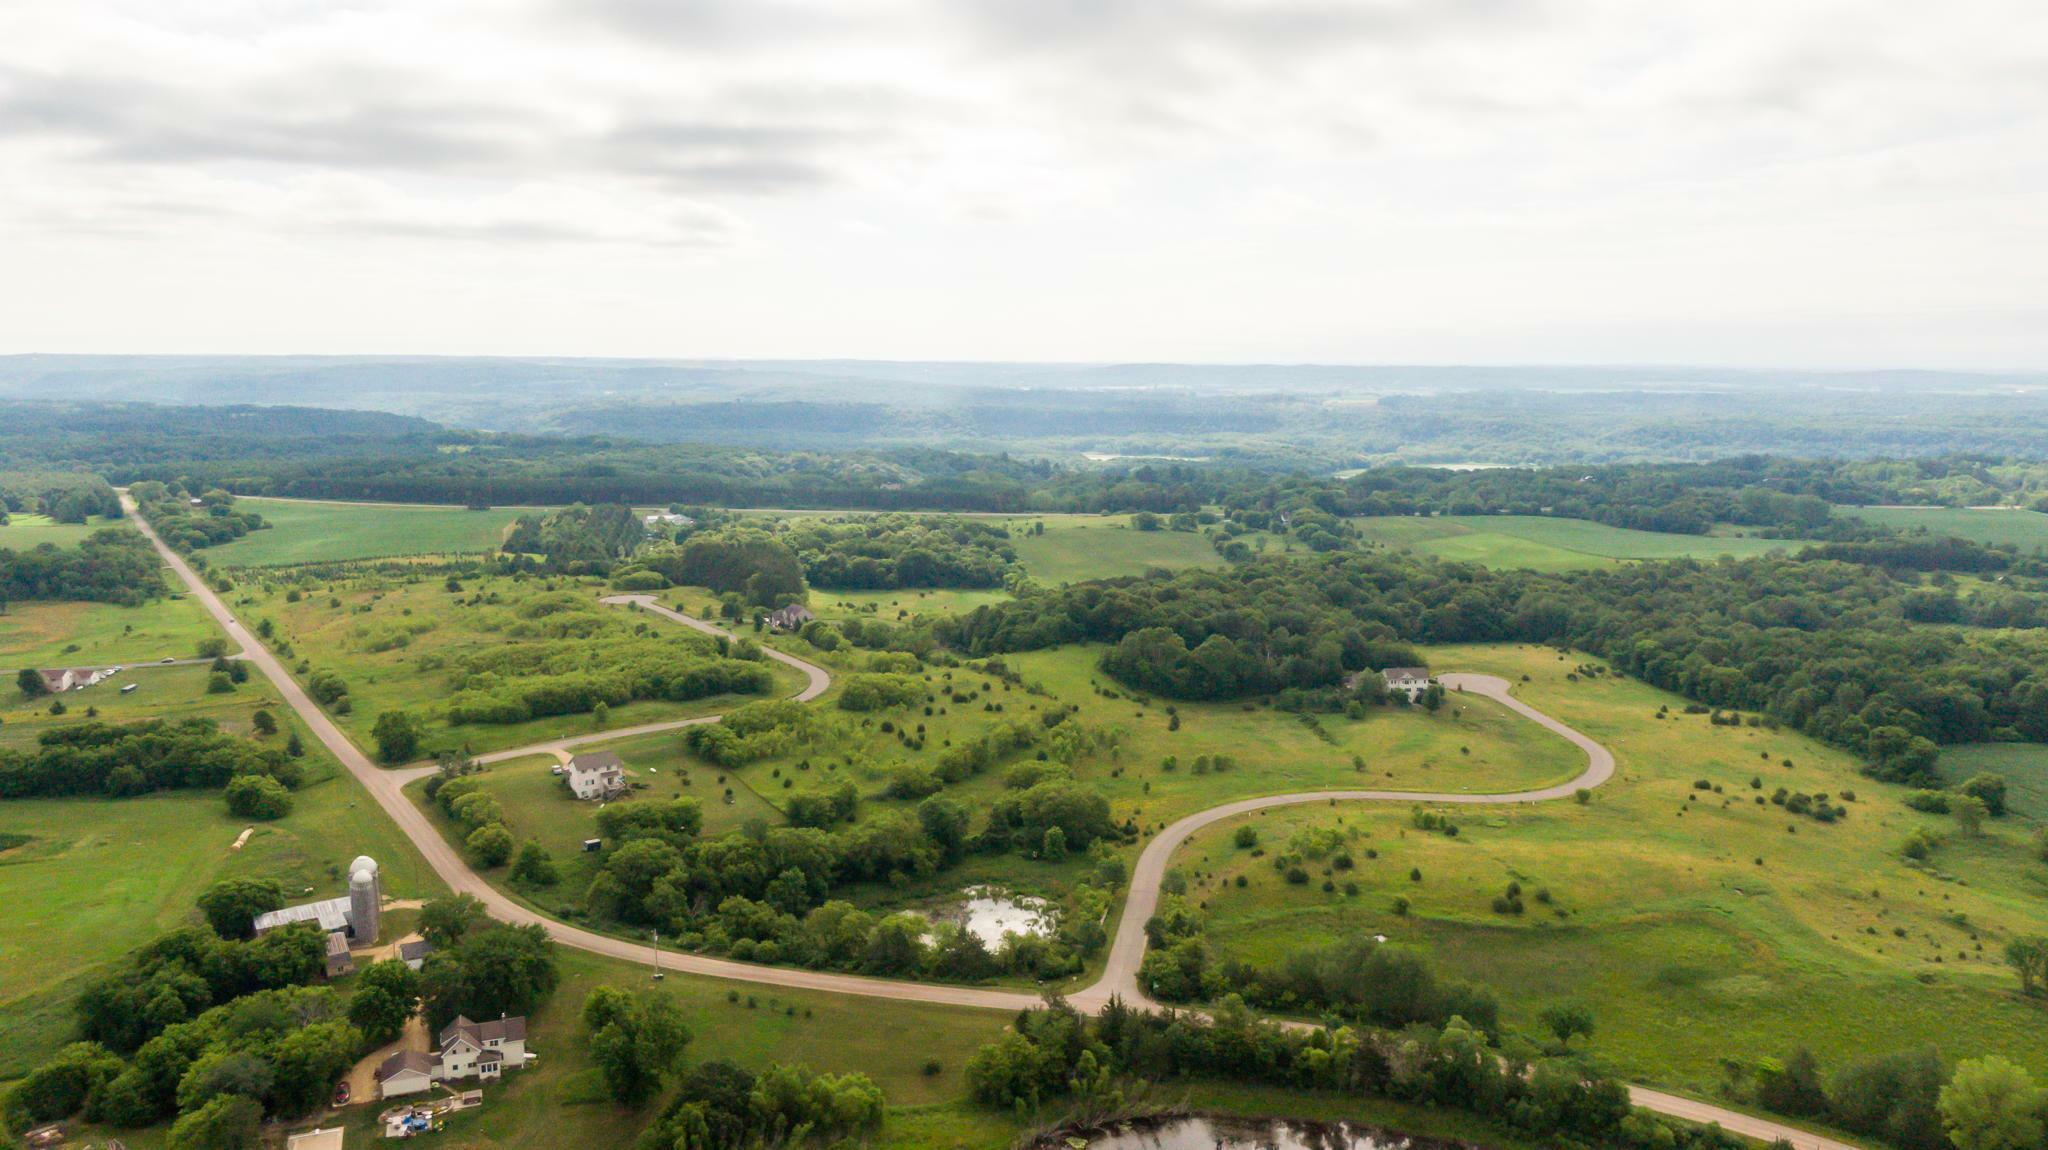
[1054,1115,1481,1150]
[947,886,1056,947]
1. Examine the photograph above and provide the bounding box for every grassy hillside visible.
[1940,743,2048,820]
[1174,644,2048,1093]
[0,577,222,668]
[1840,505,2048,552]
[1009,516,1225,582]
[1352,515,1788,571]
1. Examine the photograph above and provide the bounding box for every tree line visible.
[941,551,2048,784]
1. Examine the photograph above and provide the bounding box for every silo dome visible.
[349,855,377,876]
[351,865,376,885]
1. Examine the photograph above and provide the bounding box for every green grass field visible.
[420,633,1585,967]
[1174,645,2048,1093]
[1839,505,2048,552]
[0,579,224,669]
[0,672,443,1074]
[1010,516,1226,583]
[0,513,123,550]
[1351,515,1788,571]
[1940,743,2048,820]
[207,498,532,566]
[238,573,805,757]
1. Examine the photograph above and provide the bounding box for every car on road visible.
[160,657,177,664]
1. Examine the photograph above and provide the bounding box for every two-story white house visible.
[1379,666,1434,702]
[374,1015,531,1099]
[566,751,627,801]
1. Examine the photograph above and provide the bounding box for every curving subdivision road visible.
[122,496,1860,1150]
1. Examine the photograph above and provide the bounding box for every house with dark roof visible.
[1379,666,1434,701]
[398,938,433,970]
[373,1015,531,1099]
[765,603,814,631]
[566,751,627,800]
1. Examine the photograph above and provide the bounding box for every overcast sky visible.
[3,0,2045,366]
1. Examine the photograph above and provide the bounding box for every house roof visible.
[325,931,351,957]
[568,751,623,775]
[1379,666,1431,681]
[376,1049,436,1081]
[438,1015,527,1049]
[286,1129,347,1150]
[254,895,353,934]
[398,939,433,962]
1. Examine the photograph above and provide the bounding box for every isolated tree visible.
[224,775,292,820]
[1939,1056,2045,1150]
[250,709,277,736]
[510,840,559,886]
[2004,935,2048,997]
[1959,773,2008,817]
[585,988,692,1106]
[1951,793,1989,837]
[18,667,47,697]
[197,877,287,940]
[1537,1003,1595,1051]
[284,729,305,758]
[372,710,425,763]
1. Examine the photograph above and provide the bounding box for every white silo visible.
[348,855,381,944]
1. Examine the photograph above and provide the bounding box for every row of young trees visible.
[128,481,268,553]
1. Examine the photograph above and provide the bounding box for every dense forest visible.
[13,401,2048,533]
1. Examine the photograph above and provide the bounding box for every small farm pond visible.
[932,886,1056,947]
[1051,1116,1481,1150]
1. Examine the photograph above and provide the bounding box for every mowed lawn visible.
[1175,644,2048,1092]
[0,580,223,669]
[0,673,443,1074]
[1940,743,2048,820]
[1352,515,1788,571]
[207,498,532,566]
[1839,505,2048,552]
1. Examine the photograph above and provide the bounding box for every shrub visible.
[224,774,292,820]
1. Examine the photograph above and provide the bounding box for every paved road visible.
[123,496,1860,1150]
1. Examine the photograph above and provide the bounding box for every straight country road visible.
[121,495,1862,1150]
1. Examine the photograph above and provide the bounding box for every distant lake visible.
[1053,1116,1482,1150]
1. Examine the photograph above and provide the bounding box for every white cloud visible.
[0,0,2043,364]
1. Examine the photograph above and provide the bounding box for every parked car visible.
[333,1081,351,1106]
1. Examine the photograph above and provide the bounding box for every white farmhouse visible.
[374,1015,531,1099]
[566,751,627,801]
[1379,666,1434,702]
